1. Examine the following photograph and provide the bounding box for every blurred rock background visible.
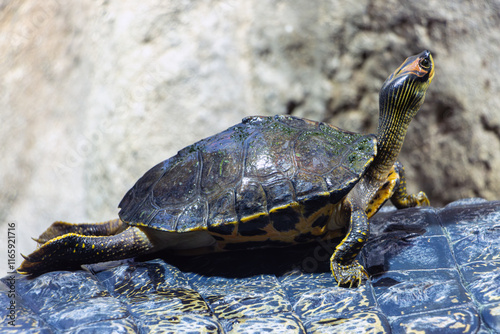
[1,0,499,276]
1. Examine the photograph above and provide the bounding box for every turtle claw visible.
[18,235,72,275]
[415,191,430,206]
[18,242,72,276]
[330,260,369,288]
[18,251,47,275]
[32,237,46,244]
[17,260,39,276]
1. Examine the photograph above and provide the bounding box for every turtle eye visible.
[419,57,431,69]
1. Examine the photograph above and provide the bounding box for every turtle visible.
[19,50,435,287]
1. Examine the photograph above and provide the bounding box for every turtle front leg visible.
[390,161,430,209]
[365,162,429,218]
[330,200,369,287]
[18,226,154,276]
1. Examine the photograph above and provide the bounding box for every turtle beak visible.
[389,50,434,84]
[379,50,434,121]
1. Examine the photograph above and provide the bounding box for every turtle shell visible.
[118,115,376,244]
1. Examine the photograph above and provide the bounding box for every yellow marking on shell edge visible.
[211,200,346,248]
[269,200,303,214]
[240,211,268,224]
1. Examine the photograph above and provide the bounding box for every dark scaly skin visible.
[390,162,430,208]
[32,218,125,244]
[19,220,154,275]
[330,51,434,286]
[329,200,369,287]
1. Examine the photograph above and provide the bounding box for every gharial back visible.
[118,115,376,242]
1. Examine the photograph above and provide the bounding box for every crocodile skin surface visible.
[1,199,499,333]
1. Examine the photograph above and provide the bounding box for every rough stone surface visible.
[1,0,500,276]
[1,199,499,333]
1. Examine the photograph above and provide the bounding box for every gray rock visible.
[1,0,499,276]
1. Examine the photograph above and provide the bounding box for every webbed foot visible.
[413,191,430,206]
[18,226,154,276]
[18,233,84,275]
[390,162,430,208]
[330,259,369,288]
[393,191,430,208]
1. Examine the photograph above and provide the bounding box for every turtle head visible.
[379,50,434,124]
[372,50,434,177]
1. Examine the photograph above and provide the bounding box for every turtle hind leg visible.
[330,200,369,287]
[18,226,153,276]
[390,161,430,209]
[35,218,125,244]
